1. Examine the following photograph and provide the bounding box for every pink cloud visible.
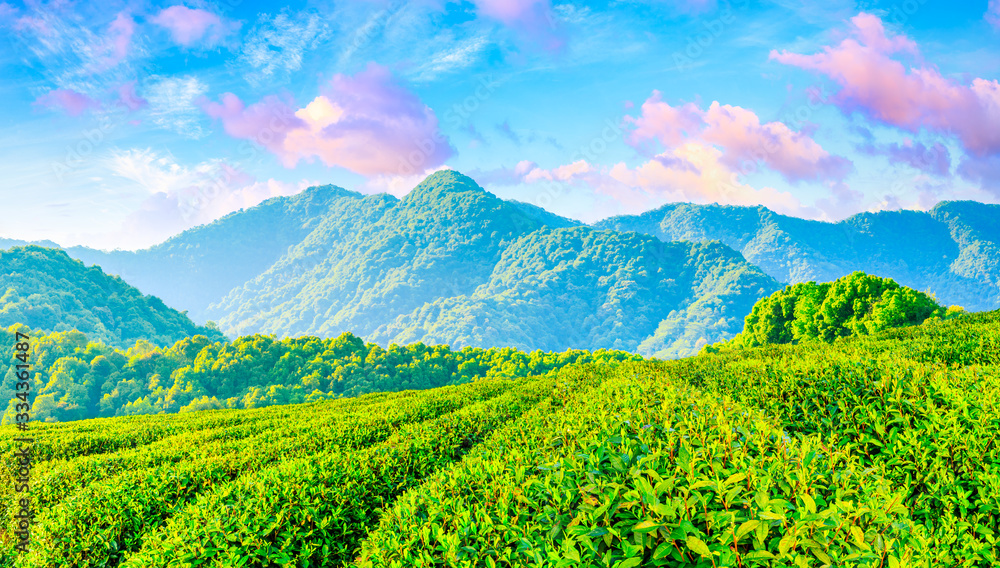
[203,64,454,177]
[473,0,565,51]
[624,92,851,184]
[200,93,304,158]
[988,0,1000,29]
[492,145,818,219]
[151,5,236,47]
[0,3,17,21]
[958,154,1000,196]
[34,88,100,116]
[606,143,817,217]
[770,12,1000,157]
[98,12,135,69]
[117,81,148,112]
[625,91,702,149]
[701,102,852,182]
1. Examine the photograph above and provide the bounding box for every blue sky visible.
[1,0,998,250]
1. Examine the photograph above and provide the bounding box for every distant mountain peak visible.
[404,170,490,201]
[297,183,363,201]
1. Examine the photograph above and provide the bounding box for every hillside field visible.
[0,309,997,566]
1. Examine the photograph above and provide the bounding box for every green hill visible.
[721,271,961,349]
[594,200,1000,311]
[0,246,224,349]
[2,307,997,566]
[210,171,780,356]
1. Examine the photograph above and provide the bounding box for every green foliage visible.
[688,310,1000,565]
[733,272,950,348]
[0,324,640,424]
[2,310,999,566]
[0,246,225,350]
[595,200,1000,312]
[359,364,924,567]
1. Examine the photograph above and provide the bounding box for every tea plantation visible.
[2,310,998,567]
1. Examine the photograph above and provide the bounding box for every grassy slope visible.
[1,311,997,566]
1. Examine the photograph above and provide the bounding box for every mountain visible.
[62,185,356,322]
[594,201,1000,311]
[0,246,225,348]
[209,171,549,337]
[370,227,775,357]
[209,171,779,357]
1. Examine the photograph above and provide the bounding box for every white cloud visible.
[234,11,331,88]
[408,35,490,82]
[145,76,210,138]
[9,7,144,102]
[95,148,313,249]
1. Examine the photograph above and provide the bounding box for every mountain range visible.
[595,200,1000,311]
[1,170,997,356]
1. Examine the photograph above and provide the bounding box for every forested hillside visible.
[0,247,224,349]
[595,200,1000,311]
[0,324,638,423]
[4,308,997,566]
[370,227,773,358]
[210,171,780,356]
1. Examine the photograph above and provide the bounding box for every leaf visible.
[686,535,712,558]
[633,520,660,534]
[724,472,747,486]
[778,534,795,555]
[689,480,715,491]
[735,520,760,543]
[851,526,866,547]
[653,543,672,560]
[800,493,816,514]
[616,558,643,568]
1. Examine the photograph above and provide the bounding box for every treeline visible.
[715,271,964,350]
[0,325,641,423]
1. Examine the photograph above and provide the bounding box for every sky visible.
[1,0,998,251]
